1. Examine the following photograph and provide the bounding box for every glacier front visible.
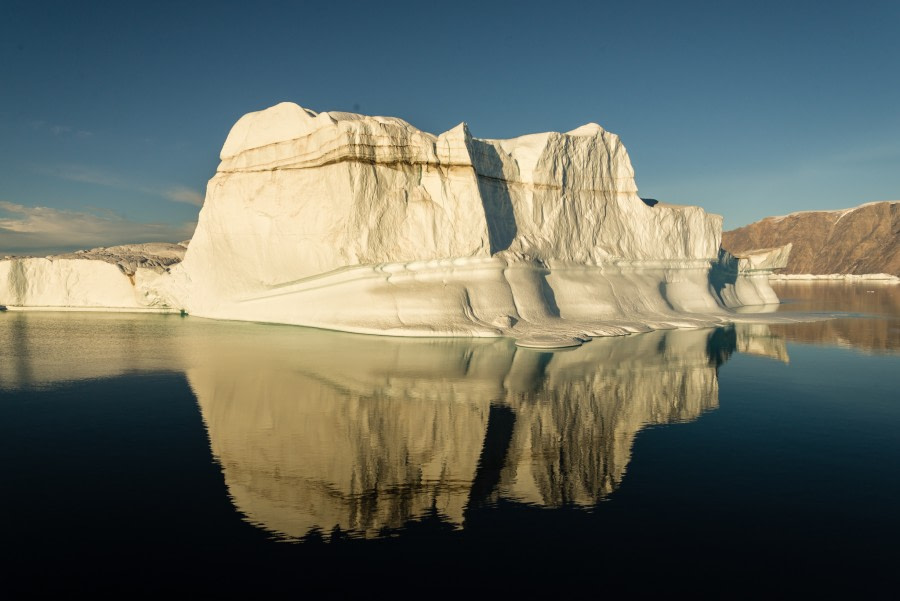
[1,102,792,346]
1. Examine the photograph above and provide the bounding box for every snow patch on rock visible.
[769,273,900,282]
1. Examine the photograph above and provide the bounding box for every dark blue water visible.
[1,283,898,594]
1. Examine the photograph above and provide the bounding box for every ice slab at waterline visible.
[0,103,809,346]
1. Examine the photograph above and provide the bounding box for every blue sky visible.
[2,0,898,254]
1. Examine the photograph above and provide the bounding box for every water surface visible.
[1,283,898,593]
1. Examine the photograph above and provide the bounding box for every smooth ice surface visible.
[1,103,793,343]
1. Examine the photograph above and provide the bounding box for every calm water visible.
[1,283,899,593]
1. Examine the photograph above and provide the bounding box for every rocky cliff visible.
[723,201,900,277]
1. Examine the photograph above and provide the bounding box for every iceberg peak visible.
[220,101,319,159]
[565,123,605,136]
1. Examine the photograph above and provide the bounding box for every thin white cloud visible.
[42,164,125,188]
[31,120,92,138]
[165,186,205,206]
[0,201,196,256]
[35,163,205,206]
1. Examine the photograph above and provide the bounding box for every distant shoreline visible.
[770,273,899,283]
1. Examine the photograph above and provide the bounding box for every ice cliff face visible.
[202,102,719,274]
[160,102,778,343]
[2,103,790,343]
[0,243,186,309]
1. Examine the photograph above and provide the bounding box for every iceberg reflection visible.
[183,327,736,540]
[770,282,900,353]
[2,308,896,544]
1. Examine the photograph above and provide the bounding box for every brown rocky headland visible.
[723,201,900,277]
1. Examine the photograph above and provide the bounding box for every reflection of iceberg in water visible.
[0,311,189,388]
[734,323,790,363]
[499,329,731,507]
[186,341,493,539]
[769,283,900,353]
[2,307,892,542]
[184,326,736,540]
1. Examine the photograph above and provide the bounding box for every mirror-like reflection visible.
[0,312,188,387]
[0,311,744,540]
[181,327,733,539]
[734,323,790,362]
[771,282,900,353]
[1,294,895,543]
[4,304,900,595]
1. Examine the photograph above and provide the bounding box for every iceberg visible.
[712,244,792,307]
[0,243,186,310]
[1,103,792,345]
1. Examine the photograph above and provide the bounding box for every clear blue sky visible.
[2,0,898,254]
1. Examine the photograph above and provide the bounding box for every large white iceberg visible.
[1,103,791,345]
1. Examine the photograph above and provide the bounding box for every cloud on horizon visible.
[0,201,196,256]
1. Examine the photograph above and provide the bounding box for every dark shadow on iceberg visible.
[710,248,739,300]
[469,140,517,254]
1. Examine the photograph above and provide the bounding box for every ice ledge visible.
[718,244,792,274]
[711,244,792,308]
[1,250,813,348]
